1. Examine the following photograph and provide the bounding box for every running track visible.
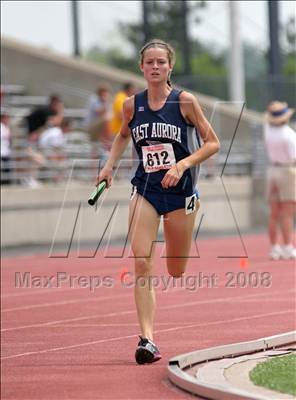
[1,234,295,399]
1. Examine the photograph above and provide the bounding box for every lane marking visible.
[1,310,293,360]
[1,289,294,332]
[2,292,131,312]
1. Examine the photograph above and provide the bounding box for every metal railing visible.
[1,88,263,186]
[174,75,296,112]
[1,133,254,185]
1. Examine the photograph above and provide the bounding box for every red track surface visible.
[1,234,295,399]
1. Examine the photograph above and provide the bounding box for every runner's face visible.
[141,48,172,84]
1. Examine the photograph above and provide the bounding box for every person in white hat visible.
[264,101,296,260]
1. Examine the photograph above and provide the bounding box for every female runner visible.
[97,39,220,364]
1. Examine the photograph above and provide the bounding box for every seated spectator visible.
[1,109,11,185]
[26,94,64,142]
[19,94,64,187]
[39,118,72,182]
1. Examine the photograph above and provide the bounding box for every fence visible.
[1,73,272,186]
[1,101,265,185]
[175,75,296,112]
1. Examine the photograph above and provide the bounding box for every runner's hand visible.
[161,163,185,189]
[96,165,113,188]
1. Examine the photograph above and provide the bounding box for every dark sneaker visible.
[135,336,162,365]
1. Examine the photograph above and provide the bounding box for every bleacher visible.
[2,84,86,182]
[1,84,135,184]
[1,83,257,185]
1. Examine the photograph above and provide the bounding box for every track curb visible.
[167,331,296,400]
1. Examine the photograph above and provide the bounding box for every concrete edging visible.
[167,331,296,400]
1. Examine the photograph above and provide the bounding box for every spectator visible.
[20,94,64,187]
[1,110,11,185]
[84,84,111,161]
[109,82,137,137]
[264,101,296,260]
[26,94,64,142]
[39,118,72,182]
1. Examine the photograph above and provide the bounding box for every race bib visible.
[185,194,198,215]
[142,143,176,173]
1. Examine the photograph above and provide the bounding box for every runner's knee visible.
[134,257,153,276]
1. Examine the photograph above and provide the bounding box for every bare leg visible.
[163,204,199,277]
[268,201,281,245]
[129,194,160,341]
[280,201,296,245]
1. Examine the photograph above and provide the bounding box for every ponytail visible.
[167,72,172,88]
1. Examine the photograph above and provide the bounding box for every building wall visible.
[1,177,263,248]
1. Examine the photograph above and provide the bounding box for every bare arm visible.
[161,91,220,189]
[96,96,134,186]
[178,91,220,170]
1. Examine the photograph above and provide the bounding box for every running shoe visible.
[135,336,162,365]
[269,244,283,260]
[281,245,296,260]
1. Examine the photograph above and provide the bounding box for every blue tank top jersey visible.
[128,88,201,196]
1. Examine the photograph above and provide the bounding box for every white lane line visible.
[1,310,293,360]
[2,281,295,312]
[1,271,180,300]
[18,322,186,328]
[1,284,201,312]
[3,293,290,314]
[0,264,123,299]
[1,291,130,312]
[0,270,120,299]
[1,282,238,312]
[1,286,84,299]
[1,288,294,332]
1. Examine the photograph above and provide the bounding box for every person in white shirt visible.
[39,118,71,182]
[264,101,296,260]
[1,110,11,184]
[39,125,67,153]
[39,118,71,151]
